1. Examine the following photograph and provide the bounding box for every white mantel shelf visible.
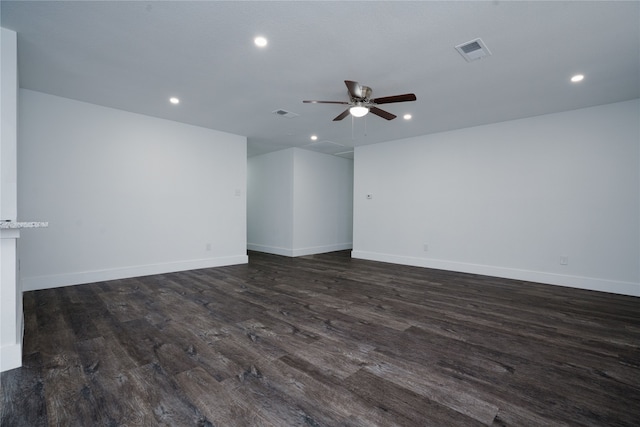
[0,221,48,230]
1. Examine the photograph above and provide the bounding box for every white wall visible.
[353,99,640,296]
[248,148,353,256]
[247,149,294,255]
[292,149,353,256]
[18,90,248,290]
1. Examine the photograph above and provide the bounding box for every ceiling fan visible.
[303,80,417,121]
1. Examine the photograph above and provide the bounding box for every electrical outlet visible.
[366,194,373,199]
[560,256,568,265]
[423,244,429,252]
[206,243,212,251]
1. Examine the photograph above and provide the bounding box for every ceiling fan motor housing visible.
[356,85,373,101]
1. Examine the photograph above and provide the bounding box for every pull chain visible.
[351,114,355,140]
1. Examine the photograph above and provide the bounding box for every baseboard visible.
[247,243,294,257]
[248,243,353,257]
[291,243,353,257]
[351,250,640,297]
[21,254,249,291]
[0,343,22,373]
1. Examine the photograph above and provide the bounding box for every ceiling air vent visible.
[455,38,491,62]
[272,109,299,118]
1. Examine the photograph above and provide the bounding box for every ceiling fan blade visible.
[303,100,350,104]
[371,93,417,104]
[369,106,396,120]
[344,80,362,98]
[333,109,351,121]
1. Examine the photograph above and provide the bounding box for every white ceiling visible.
[2,1,639,158]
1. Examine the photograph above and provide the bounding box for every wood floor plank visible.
[0,352,47,427]
[94,317,158,367]
[363,353,501,425]
[155,319,243,382]
[41,338,95,426]
[173,367,266,426]
[75,336,155,426]
[259,355,406,426]
[343,368,487,426]
[126,363,210,426]
[221,364,330,427]
[288,336,375,380]
[58,292,102,342]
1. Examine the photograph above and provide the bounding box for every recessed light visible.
[254,36,268,48]
[403,114,412,120]
[169,97,180,104]
[571,74,584,83]
[310,135,318,141]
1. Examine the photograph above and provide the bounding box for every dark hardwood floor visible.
[1,250,639,426]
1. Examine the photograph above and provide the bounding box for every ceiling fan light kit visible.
[349,105,369,117]
[304,80,416,121]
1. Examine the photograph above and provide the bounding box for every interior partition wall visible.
[353,99,640,297]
